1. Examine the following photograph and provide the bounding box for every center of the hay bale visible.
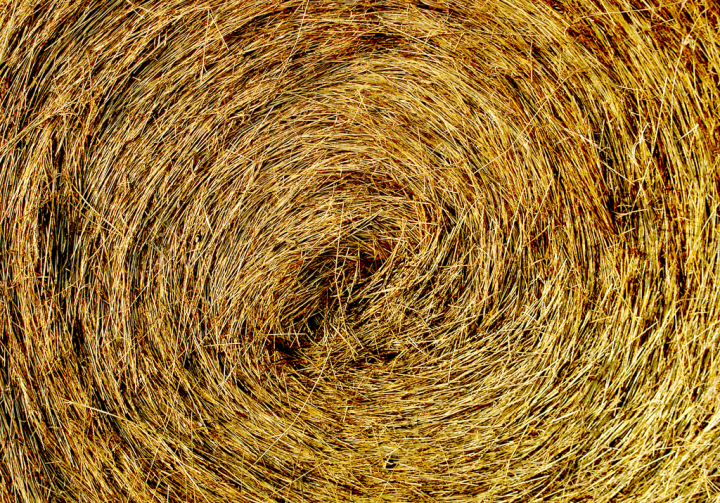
[242,171,433,368]
[269,221,398,364]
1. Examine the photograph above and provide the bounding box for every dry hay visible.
[1,0,719,501]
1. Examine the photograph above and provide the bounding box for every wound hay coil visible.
[1,0,719,501]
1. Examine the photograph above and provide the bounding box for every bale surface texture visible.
[1,0,720,501]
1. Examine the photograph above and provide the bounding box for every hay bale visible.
[1,0,719,501]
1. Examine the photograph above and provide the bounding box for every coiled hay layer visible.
[1,0,720,501]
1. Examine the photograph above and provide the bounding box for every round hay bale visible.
[1,0,719,501]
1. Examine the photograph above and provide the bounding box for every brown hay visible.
[1,0,719,501]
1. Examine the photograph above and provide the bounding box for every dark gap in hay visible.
[364,350,398,365]
[360,31,403,49]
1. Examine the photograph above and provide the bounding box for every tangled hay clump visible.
[1,0,720,501]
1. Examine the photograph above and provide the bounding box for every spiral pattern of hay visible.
[1,0,719,501]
